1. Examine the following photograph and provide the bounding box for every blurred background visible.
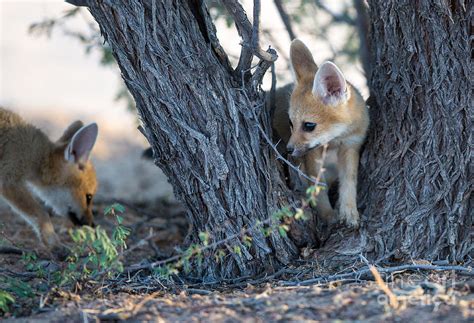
[0,0,367,204]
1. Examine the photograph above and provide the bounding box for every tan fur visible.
[0,108,98,257]
[273,39,369,228]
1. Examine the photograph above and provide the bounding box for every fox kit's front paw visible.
[338,205,360,229]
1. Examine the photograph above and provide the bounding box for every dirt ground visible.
[1,201,473,322]
[4,279,474,322]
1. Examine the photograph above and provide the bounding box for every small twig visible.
[0,246,24,255]
[269,61,277,122]
[183,288,213,295]
[250,47,278,88]
[312,144,328,188]
[120,231,159,257]
[273,0,297,40]
[279,264,473,287]
[257,123,326,187]
[123,226,258,272]
[222,0,254,77]
[369,265,399,308]
[0,268,38,279]
[0,228,24,251]
[313,0,356,25]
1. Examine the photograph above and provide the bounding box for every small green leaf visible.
[198,231,209,246]
[214,249,226,262]
[233,245,242,256]
[0,290,15,313]
[278,226,288,238]
[242,235,252,248]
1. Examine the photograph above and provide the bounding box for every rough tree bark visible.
[75,0,304,280]
[357,0,472,263]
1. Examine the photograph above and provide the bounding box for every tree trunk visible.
[85,0,300,280]
[358,0,472,262]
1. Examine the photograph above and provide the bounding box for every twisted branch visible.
[222,0,278,80]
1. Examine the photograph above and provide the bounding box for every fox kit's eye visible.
[289,120,294,129]
[86,194,93,205]
[303,122,317,132]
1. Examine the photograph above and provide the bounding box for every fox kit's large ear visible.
[58,120,84,143]
[312,61,349,107]
[64,123,98,166]
[290,39,318,83]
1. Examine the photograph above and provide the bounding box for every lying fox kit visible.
[0,108,98,257]
[273,39,369,228]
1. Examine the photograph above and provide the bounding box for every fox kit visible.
[273,39,369,228]
[0,108,98,257]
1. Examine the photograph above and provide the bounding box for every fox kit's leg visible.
[303,147,336,223]
[0,183,67,257]
[337,145,361,228]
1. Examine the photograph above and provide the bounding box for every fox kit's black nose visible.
[68,212,82,226]
[68,212,94,226]
[286,145,294,154]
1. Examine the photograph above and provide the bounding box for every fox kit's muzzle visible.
[68,210,94,227]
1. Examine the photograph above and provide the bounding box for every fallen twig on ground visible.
[0,246,23,255]
[279,264,473,287]
[370,265,399,308]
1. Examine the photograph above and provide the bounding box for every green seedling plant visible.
[55,203,130,286]
[21,252,46,279]
[1,203,131,317]
[0,276,35,316]
[0,290,14,313]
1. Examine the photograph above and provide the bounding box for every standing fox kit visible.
[273,39,369,228]
[0,108,98,257]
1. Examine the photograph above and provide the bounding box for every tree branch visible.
[280,263,474,286]
[222,0,254,78]
[313,0,356,25]
[251,0,277,62]
[222,0,277,81]
[251,47,277,87]
[273,0,297,40]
